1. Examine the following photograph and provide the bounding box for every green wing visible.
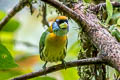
[63,37,68,57]
[39,30,49,54]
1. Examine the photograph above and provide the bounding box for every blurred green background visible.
[0,0,80,80]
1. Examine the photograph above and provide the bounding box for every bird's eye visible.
[58,20,68,24]
[56,19,68,25]
[64,20,68,24]
[59,20,64,24]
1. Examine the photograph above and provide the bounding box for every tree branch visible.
[11,57,105,80]
[90,2,120,12]
[2,39,38,48]
[0,0,29,30]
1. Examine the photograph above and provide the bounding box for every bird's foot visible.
[42,61,47,70]
[62,60,67,70]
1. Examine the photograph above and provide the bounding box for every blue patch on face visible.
[52,22,59,31]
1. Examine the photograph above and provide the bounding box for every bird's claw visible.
[62,60,67,69]
[42,61,47,70]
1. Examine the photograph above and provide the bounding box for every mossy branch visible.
[11,57,105,80]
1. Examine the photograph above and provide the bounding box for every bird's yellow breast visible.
[46,33,67,47]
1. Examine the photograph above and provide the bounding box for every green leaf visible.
[0,70,22,80]
[0,11,20,32]
[61,68,79,80]
[117,18,120,26]
[115,70,120,78]
[83,0,91,3]
[2,19,20,32]
[105,0,113,24]
[0,11,6,19]
[0,43,18,69]
[68,40,80,56]
[109,25,115,32]
[109,25,120,42]
[114,29,120,42]
[29,76,56,80]
[29,0,33,3]
[73,0,78,3]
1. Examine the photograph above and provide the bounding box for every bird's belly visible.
[43,46,65,62]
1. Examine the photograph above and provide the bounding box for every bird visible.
[39,16,69,69]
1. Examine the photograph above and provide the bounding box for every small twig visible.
[15,40,38,48]
[90,2,120,12]
[11,57,105,80]
[0,0,29,30]
[2,39,38,48]
[28,1,34,15]
[42,3,49,27]
[102,65,106,80]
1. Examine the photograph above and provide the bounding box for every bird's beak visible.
[59,22,68,29]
